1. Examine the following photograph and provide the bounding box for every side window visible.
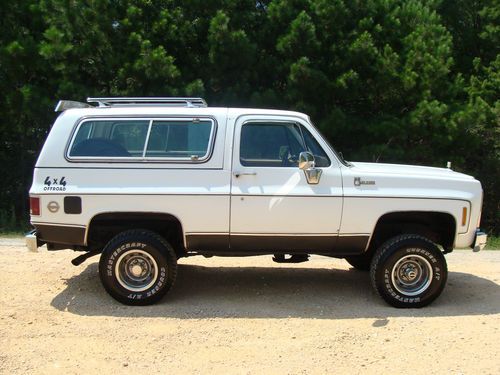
[300,125,331,167]
[68,118,215,161]
[240,122,305,167]
[110,122,149,156]
[145,120,213,159]
[69,120,149,157]
[239,122,331,168]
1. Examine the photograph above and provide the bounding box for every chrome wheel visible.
[391,254,433,296]
[115,249,159,292]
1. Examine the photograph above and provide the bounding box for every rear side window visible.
[69,120,149,157]
[145,120,212,159]
[68,118,215,161]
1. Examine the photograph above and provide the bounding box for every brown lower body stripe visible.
[34,224,86,246]
[186,234,369,255]
[32,225,370,256]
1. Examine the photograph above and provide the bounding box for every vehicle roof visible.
[60,106,310,121]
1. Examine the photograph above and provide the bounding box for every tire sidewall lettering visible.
[105,241,167,300]
[382,245,444,305]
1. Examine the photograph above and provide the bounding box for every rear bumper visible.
[472,230,487,252]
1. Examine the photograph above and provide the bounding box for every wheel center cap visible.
[131,264,143,277]
[406,269,417,280]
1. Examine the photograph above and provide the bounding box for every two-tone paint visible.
[29,106,484,254]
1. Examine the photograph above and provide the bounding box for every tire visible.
[98,229,177,306]
[370,234,447,308]
[345,254,372,271]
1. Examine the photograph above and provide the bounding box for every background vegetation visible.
[0,0,498,235]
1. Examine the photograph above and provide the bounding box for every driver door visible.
[230,116,343,252]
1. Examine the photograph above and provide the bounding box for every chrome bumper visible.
[473,230,487,252]
[25,230,39,252]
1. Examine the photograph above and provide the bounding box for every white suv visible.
[26,97,487,307]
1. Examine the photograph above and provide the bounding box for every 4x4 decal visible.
[44,176,67,191]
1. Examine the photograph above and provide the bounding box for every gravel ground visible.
[0,238,499,374]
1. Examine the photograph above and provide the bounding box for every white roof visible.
[61,106,310,121]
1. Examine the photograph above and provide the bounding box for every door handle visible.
[233,170,257,178]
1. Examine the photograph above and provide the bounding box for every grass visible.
[0,231,26,238]
[485,235,500,250]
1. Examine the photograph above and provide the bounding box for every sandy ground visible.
[0,238,499,375]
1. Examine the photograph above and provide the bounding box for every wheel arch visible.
[86,211,186,256]
[367,210,457,253]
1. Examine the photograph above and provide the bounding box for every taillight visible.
[30,197,40,216]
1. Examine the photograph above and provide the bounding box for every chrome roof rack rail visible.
[86,97,208,108]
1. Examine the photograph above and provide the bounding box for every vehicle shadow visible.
[51,262,500,319]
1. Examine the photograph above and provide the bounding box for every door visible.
[230,116,343,253]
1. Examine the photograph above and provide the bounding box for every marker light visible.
[461,207,467,227]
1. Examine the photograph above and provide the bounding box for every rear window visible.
[68,118,215,161]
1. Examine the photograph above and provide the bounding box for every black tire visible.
[98,229,177,306]
[370,234,447,308]
[345,254,372,271]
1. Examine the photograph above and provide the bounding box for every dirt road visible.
[0,238,499,374]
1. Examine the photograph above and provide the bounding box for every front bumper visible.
[472,230,487,252]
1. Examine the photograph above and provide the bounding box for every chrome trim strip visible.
[31,222,86,228]
[142,120,153,158]
[187,232,370,236]
[229,232,338,236]
[185,232,229,235]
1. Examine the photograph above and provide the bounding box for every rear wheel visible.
[98,229,177,305]
[370,234,447,308]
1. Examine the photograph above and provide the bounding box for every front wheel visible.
[370,234,447,308]
[98,229,177,305]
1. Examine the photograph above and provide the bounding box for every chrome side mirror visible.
[299,151,315,170]
[298,151,322,184]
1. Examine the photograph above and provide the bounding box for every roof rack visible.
[86,97,208,108]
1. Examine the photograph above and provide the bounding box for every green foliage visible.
[0,0,499,233]
[485,236,500,250]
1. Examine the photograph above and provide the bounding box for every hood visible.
[349,162,474,181]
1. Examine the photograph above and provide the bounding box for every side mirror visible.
[298,151,315,170]
[298,151,322,184]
